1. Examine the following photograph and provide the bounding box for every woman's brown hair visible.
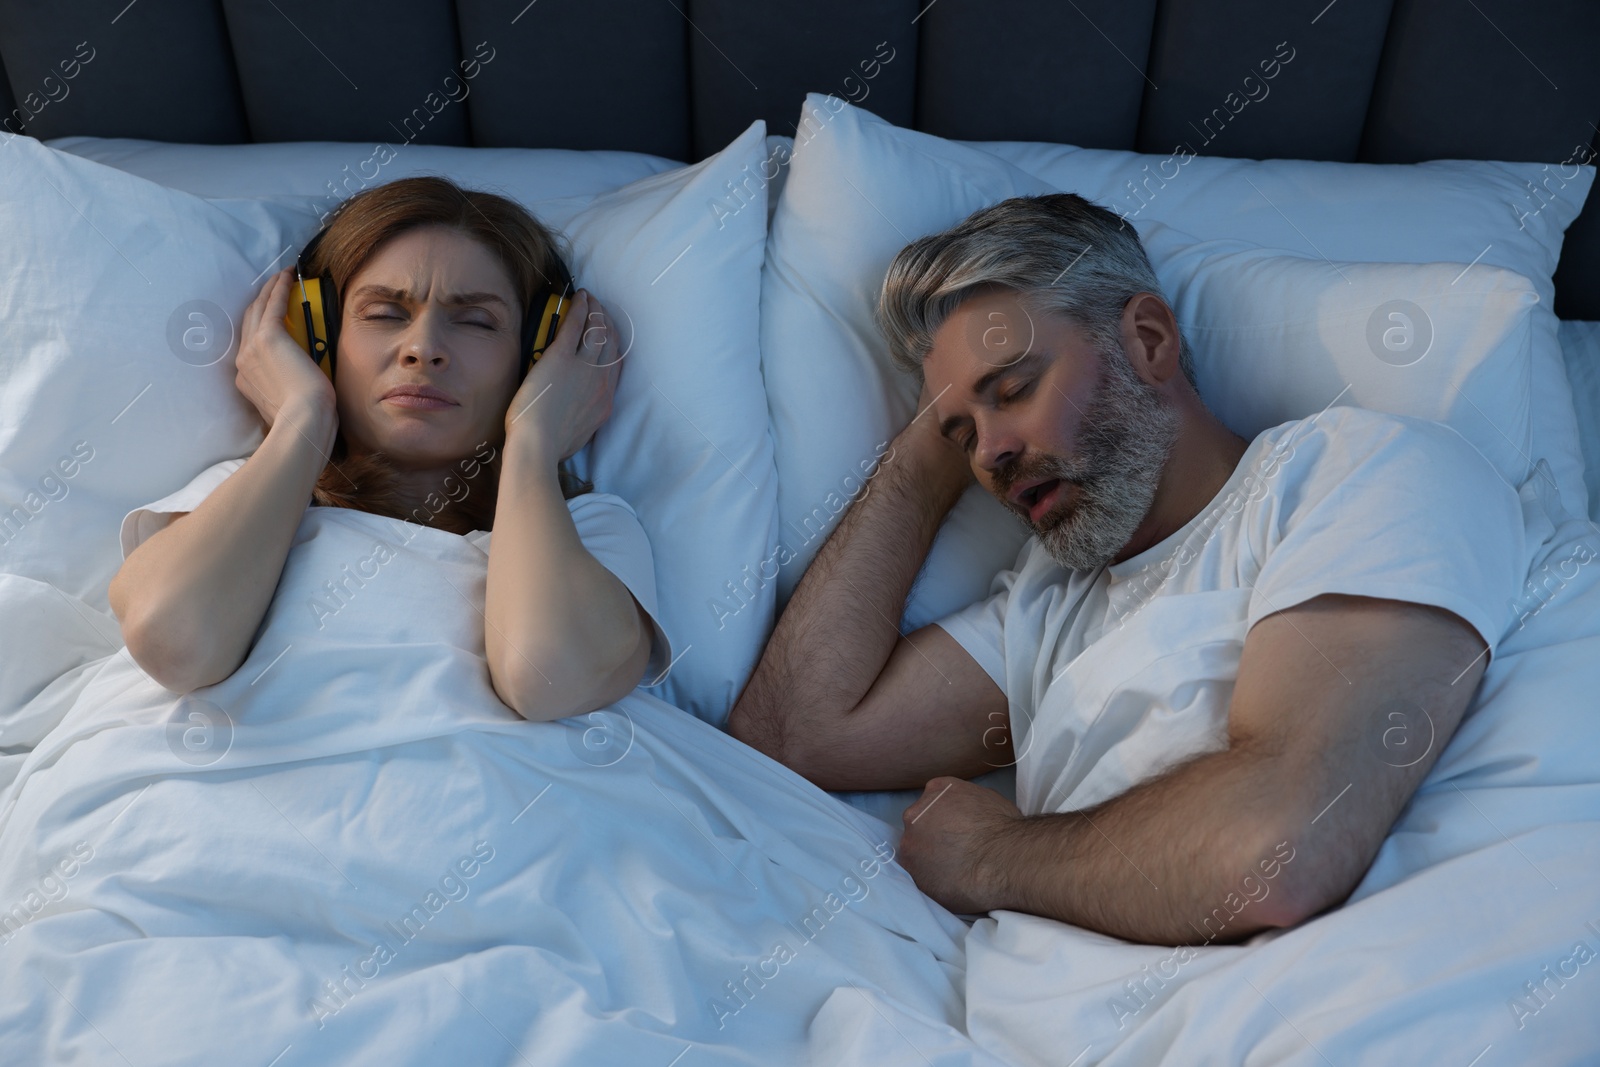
[303,175,592,535]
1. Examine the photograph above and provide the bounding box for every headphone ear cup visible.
[283,271,339,383]
[520,255,576,379]
[519,294,542,380]
[318,270,340,380]
[521,287,571,379]
[283,224,341,384]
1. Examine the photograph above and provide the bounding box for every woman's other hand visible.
[236,266,339,451]
[504,289,622,462]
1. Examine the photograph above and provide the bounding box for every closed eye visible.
[953,379,1034,450]
[999,378,1036,404]
[363,307,495,329]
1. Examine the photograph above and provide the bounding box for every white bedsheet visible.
[816,462,1600,1065]
[0,505,967,1064]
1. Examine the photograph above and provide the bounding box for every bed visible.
[2,1,1598,1064]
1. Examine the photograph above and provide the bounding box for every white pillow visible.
[552,123,778,724]
[761,94,1547,633]
[760,95,1057,628]
[43,135,682,207]
[965,137,1596,521]
[0,146,295,604]
[1139,220,1538,488]
[0,125,779,727]
[45,133,802,235]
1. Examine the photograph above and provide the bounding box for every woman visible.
[108,176,671,721]
[5,183,968,1067]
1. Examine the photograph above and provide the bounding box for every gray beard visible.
[1001,343,1179,572]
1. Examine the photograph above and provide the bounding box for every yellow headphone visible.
[282,225,575,383]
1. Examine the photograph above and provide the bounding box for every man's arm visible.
[727,394,1012,791]
[898,593,1490,943]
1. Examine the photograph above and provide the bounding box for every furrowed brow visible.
[352,284,508,308]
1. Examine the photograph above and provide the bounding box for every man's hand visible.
[890,594,1493,944]
[899,776,1024,915]
[907,375,975,494]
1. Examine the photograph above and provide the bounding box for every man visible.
[727,193,1528,946]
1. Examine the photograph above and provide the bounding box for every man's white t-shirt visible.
[119,458,676,681]
[933,406,1529,817]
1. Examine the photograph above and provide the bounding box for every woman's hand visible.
[504,289,623,462]
[236,266,339,451]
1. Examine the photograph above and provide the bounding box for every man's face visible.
[923,288,1180,571]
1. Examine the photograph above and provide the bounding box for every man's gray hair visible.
[875,193,1197,391]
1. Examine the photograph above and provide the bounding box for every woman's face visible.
[335,224,523,471]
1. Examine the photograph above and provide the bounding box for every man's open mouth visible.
[1018,479,1056,506]
[1017,478,1065,523]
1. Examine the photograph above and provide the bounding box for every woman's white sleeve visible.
[119,458,248,561]
[566,492,676,683]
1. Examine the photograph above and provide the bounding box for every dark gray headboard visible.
[3,0,1598,317]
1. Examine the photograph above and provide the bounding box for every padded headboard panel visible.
[2,0,1597,316]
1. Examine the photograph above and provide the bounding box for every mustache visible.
[993,454,1088,502]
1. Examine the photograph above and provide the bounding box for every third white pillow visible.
[1138,220,1537,489]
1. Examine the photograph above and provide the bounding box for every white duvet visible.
[0,505,968,1065]
[4,482,1599,1067]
